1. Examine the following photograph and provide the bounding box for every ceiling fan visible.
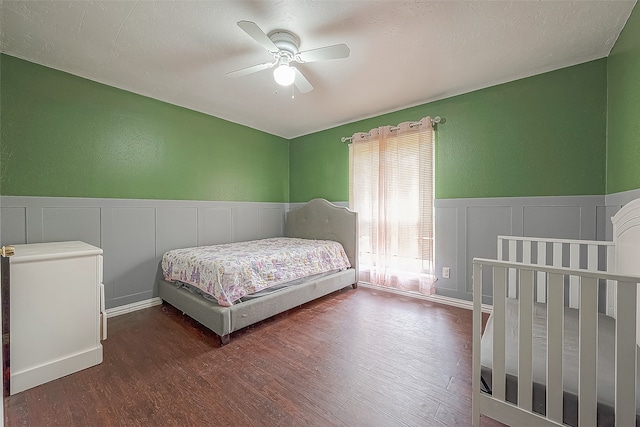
[227,20,350,94]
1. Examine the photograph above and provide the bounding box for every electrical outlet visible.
[442,267,450,279]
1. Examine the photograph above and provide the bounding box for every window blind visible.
[349,117,435,294]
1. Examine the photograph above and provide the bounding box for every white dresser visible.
[9,241,106,394]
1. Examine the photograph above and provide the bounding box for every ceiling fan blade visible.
[297,44,350,63]
[293,68,313,93]
[237,20,279,52]
[226,62,275,78]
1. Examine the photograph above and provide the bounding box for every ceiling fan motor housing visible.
[268,31,300,57]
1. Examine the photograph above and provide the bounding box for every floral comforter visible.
[162,237,351,306]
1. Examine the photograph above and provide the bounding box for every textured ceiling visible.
[1,1,636,139]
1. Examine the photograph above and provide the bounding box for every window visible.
[349,117,435,295]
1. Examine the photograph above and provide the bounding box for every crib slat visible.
[523,244,532,301]
[586,244,597,271]
[569,243,579,309]
[518,269,533,411]
[552,242,562,267]
[493,266,507,402]
[546,273,564,423]
[508,239,516,262]
[472,263,483,427]
[606,246,616,317]
[508,240,517,298]
[523,240,531,263]
[537,241,547,303]
[552,242,563,304]
[578,276,598,427]
[615,280,637,427]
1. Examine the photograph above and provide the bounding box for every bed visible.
[472,197,640,427]
[157,198,358,346]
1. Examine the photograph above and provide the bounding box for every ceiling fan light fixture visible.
[273,55,296,86]
[273,63,295,86]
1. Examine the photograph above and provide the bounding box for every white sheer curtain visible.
[349,117,435,295]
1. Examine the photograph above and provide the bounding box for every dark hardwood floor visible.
[4,286,503,426]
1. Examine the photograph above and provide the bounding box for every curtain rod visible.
[340,116,445,143]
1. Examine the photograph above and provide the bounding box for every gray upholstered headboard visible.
[285,198,358,277]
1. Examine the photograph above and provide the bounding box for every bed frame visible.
[157,198,358,346]
[472,198,640,427]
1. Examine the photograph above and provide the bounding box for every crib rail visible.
[472,258,639,427]
[497,236,616,314]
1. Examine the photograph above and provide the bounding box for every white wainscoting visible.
[434,195,615,304]
[3,194,635,311]
[0,196,287,309]
[105,297,163,318]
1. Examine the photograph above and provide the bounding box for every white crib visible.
[472,198,640,427]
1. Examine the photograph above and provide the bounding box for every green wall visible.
[3,35,628,205]
[0,54,3,198]
[0,54,289,202]
[290,59,607,202]
[607,4,640,194]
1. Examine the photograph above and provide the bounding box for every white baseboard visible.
[358,282,493,313]
[106,297,163,318]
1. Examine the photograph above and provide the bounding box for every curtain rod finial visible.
[432,116,446,125]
